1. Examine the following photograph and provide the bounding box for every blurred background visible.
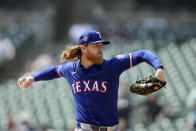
[0,0,196,131]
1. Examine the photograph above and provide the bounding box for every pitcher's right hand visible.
[17,76,35,88]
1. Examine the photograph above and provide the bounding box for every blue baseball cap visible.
[78,30,111,45]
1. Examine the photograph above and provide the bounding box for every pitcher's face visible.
[85,43,103,65]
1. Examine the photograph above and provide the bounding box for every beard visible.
[86,49,103,65]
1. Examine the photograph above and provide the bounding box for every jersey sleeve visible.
[111,53,132,74]
[111,50,163,75]
[31,65,61,81]
[132,50,163,70]
[57,62,69,78]
[31,63,69,81]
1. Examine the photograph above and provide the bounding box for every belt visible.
[76,122,118,131]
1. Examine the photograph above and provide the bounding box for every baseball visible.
[20,80,27,88]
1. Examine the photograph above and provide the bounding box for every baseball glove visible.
[130,76,166,96]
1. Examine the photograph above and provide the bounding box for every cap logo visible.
[96,32,102,39]
[83,36,88,42]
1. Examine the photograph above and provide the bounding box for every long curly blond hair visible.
[60,45,82,63]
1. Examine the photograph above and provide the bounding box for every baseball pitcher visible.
[17,30,166,131]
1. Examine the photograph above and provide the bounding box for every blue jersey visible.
[32,50,163,126]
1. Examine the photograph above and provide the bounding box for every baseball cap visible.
[78,30,111,45]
